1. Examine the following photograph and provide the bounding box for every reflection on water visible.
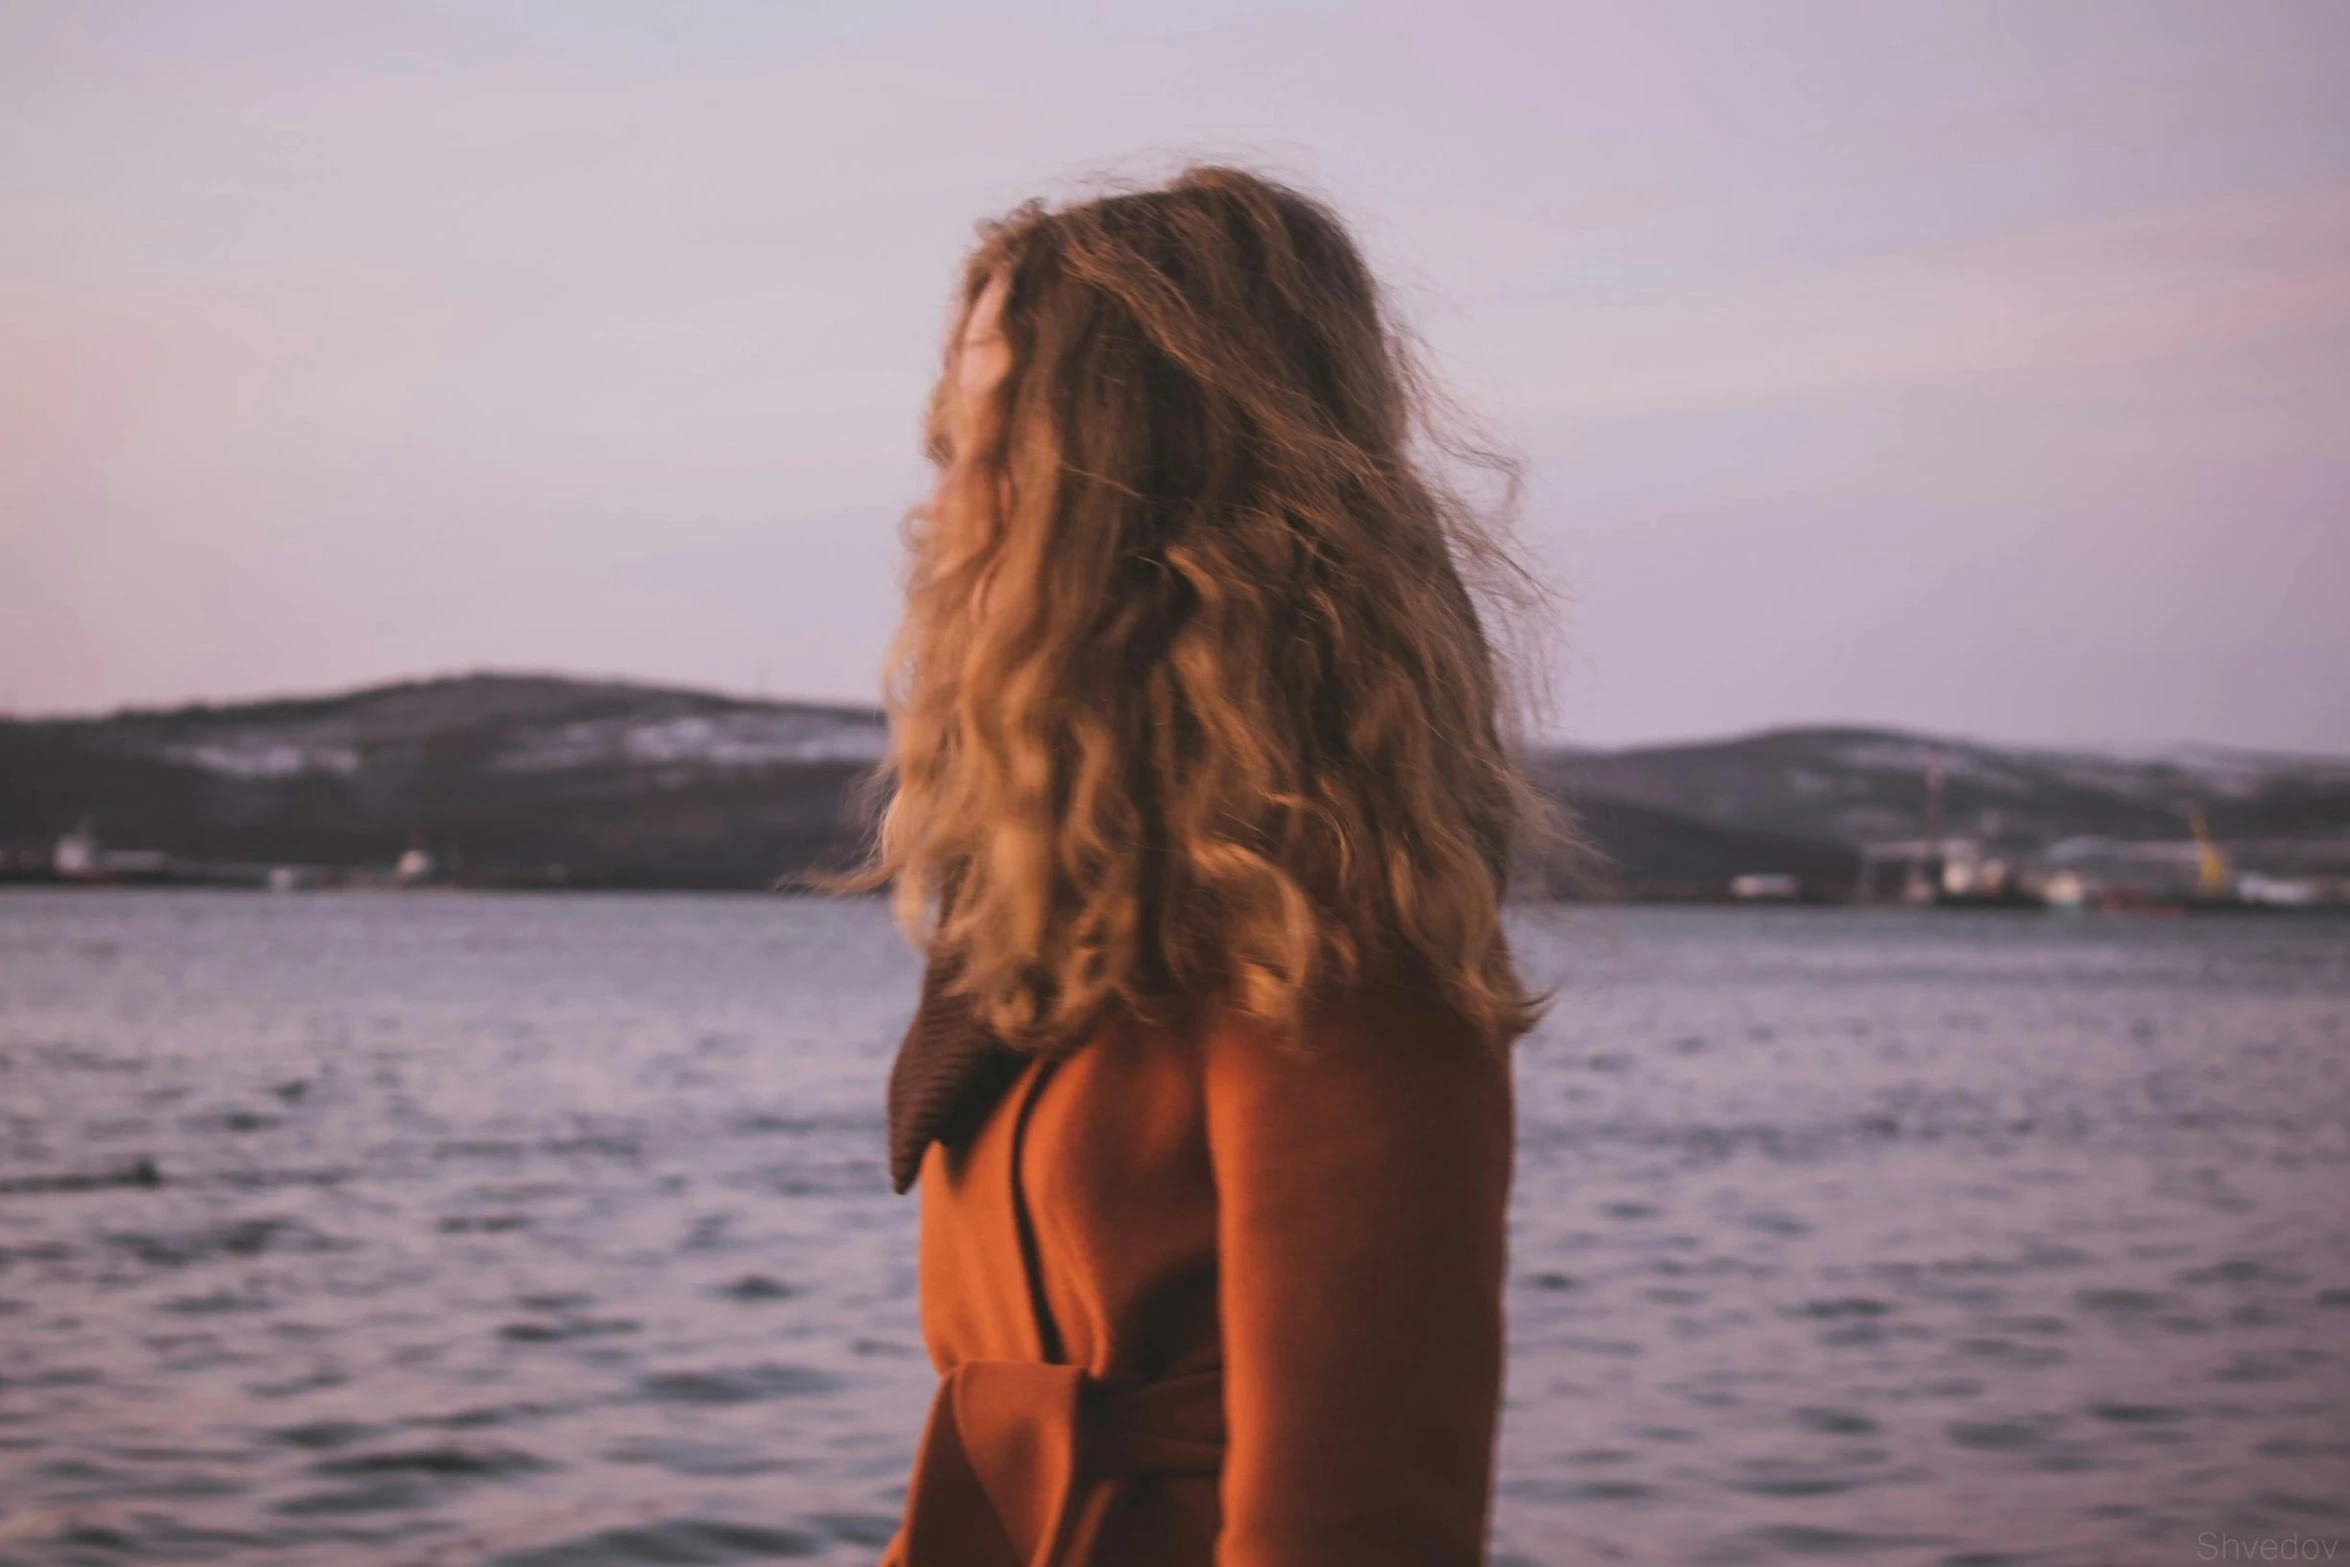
[0,892,2344,1565]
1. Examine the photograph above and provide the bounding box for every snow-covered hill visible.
[5,675,2344,893]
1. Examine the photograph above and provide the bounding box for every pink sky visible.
[5,1,2347,750]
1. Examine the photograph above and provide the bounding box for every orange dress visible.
[878,977,1515,1566]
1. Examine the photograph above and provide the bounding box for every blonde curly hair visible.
[846,165,1562,1052]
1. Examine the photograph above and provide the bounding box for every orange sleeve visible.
[1203,993,1515,1566]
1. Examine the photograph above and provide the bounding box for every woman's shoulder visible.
[1167,979,1512,1110]
[1085,975,1511,1110]
[1188,976,1515,1194]
[1264,974,1500,1058]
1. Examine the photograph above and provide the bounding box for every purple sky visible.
[6,1,2347,750]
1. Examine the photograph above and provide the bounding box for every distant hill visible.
[4,674,2345,897]
[0,676,885,890]
[1545,728,2350,850]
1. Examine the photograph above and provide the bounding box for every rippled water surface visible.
[2,893,2345,1565]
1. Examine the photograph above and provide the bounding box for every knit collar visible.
[885,957,1029,1193]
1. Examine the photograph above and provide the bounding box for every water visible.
[0,893,2344,1566]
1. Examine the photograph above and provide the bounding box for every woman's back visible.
[886,983,1512,1566]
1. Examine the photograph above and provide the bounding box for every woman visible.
[859,166,1554,1567]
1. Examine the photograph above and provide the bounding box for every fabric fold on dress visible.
[893,1360,1225,1567]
